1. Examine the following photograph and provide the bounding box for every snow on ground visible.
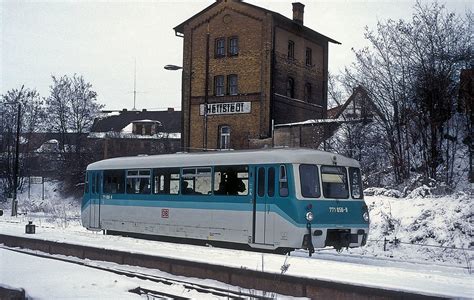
[0,221,472,299]
[0,248,245,299]
[350,191,473,266]
[0,181,473,298]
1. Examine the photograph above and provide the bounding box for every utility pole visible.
[11,96,22,216]
[203,23,210,150]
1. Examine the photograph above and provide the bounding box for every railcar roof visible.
[86,148,360,171]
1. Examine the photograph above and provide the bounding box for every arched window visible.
[219,125,231,149]
[286,77,295,98]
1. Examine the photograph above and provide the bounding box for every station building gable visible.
[174,0,339,151]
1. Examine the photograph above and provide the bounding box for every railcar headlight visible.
[363,212,369,222]
[305,212,314,222]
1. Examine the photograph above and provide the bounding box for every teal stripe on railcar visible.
[82,196,368,229]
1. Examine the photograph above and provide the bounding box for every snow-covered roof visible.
[87,148,360,170]
[45,139,59,144]
[121,123,133,133]
[131,119,162,124]
[87,132,180,139]
[276,118,368,127]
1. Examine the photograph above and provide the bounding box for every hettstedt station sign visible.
[199,102,251,116]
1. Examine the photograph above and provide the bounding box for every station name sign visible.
[200,102,251,116]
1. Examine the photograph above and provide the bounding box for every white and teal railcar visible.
[81,148,369,255]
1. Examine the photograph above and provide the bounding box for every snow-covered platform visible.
[0,221,472,299]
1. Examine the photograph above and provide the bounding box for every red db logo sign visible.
[161,209,169,218]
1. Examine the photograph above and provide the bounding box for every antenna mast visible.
[133,59,137,111]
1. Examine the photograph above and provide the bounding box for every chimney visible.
[292,2,305,25]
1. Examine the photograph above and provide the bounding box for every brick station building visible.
[174,0,339,150]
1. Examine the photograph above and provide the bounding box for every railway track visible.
[1,245,274,299]
[0,233,450,299]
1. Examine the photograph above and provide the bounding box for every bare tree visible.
[345,1,471,186]
[0,87,45,201]
[45,74,103,195]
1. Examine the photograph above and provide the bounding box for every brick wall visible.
[178,0,332,151]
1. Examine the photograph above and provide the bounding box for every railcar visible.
[81,148,369,255]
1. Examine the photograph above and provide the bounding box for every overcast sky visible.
[1,0,471,111]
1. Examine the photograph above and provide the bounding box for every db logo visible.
[161,209,169,218]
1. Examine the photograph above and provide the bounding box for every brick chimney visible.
[292,2,305,25]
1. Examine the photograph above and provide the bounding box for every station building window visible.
[304,83,312,102]
[214,75,225,96]
[227,74,238,95]
[215,38,225,57]
[287,77,295,98]
[229,37,239,56]
[305,47,312,66]
[219,125,231,149]
[288,40,295,59]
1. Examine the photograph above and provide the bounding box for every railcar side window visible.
[268,167,275,197]
[321,166,349,199]
[153,168,180,195]
[279,165,288,197]
[214,165,248,196]
[181,168,211,195]
[257,167,265,197]
[299,164,321,198]
[126,169,151,194]
[92,173,96,194]
[84,172,89,194]
[103,170,125,194]
[349,167,363,199]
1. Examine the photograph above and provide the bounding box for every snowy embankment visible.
[354,188,473,268]
[0,181,472,268]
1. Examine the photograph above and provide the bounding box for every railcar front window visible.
[299,164,320,198]
[349,167,363,199]
[321,166,349,199]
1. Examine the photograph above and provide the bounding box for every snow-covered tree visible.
[345,1,471,187]
[0,86,45,201]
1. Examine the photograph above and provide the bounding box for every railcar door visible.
[253,166,275,245]
[89,171,101,229]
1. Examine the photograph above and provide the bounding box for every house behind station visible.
[88,108,181,159]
